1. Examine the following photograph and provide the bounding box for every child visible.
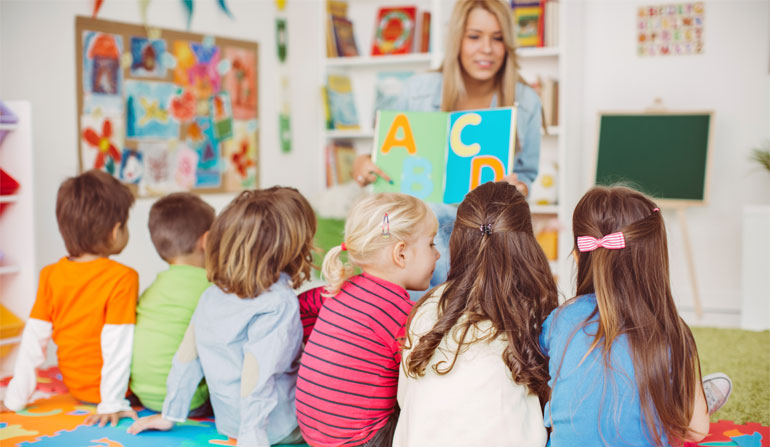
[296,193,439,447]
[2,169,138,427]
[395,181,557,446]
[130,192,215,414]
[128,187,315,446]
[540,185,711,446]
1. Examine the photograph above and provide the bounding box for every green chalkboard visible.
[595,113,712,204]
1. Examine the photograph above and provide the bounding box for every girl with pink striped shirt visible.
[296,193,439,447]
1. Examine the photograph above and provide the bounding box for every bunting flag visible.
[182,0,193,29]
[217,0,233,18]
[92,0,104,17]
[139,0,150,26]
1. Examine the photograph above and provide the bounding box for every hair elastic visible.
[381,213,390,238]
[480,223,492,236]
[340,242,347,251]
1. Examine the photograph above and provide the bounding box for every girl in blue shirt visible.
[354,0,543,293]
[540,186,710,446]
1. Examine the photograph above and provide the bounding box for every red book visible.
[371,6,417,56]
[419,11,431,53]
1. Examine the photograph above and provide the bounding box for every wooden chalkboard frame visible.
[592,110,715,208]
[75,16,259,196]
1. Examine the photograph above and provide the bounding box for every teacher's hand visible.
[503,173,529,197]
[352,155,391,187]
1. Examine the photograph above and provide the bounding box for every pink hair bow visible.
[577,232,626,252]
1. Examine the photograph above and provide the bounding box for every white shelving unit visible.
[0,101,36,378]
[317,1,575,296]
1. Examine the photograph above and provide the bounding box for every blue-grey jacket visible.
[391,71,542,187]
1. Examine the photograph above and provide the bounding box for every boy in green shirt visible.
[130,192,215,413]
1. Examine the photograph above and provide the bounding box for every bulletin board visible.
[75,16,259,196]
[595,112,713,206]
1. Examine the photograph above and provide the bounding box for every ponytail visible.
[321,245,355,296]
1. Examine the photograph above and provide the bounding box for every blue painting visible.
[125,81,180,139]
[82,31,123,114]
[130,37,167,77]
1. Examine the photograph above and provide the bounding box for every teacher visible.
[352,0,543,292]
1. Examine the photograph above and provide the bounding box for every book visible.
[326,1,349,57]
[544,0,559,47]
[372,107,517,204]
[333,141,356,184]
[512,2,543,47]
[373,71,413,116]
[331,16,359,57]
[371,6,417,56]
[418,11,431,53]
[321,86,334,130]
[326,74,359,130]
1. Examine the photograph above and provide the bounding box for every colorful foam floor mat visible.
[0,367,309,446]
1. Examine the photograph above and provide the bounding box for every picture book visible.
[371,6,417,56]
[373,71,413,116]
[326,74,359,130]
[512,2,544,47]
[372,107,517,204]
[325,141,356,186]
[331,15,359,57]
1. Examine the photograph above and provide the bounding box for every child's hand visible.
[85,409,138,427]
[127,413,174,435]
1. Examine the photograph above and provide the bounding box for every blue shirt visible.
[539,295,668,447]
[162,273,302,446]
[391,72,542,187]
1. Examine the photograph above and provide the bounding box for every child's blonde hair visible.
[322,193,436,295]
[206,187,316,298]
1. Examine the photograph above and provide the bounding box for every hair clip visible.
[340,242,347,251]
[480,223,492,236]
[577,232,626,252]
[653,208,660,212]
[381,213,390,238]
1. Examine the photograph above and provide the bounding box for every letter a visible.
[380,114,417,155]
[469,156,505,190]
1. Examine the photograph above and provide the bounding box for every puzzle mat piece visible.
[696,420,769,447]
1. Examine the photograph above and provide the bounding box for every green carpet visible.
[692,326,770,425]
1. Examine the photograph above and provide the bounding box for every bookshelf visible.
[0,101,36,377]
[317,0,578,297]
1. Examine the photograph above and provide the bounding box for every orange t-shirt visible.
[29,257,138,403]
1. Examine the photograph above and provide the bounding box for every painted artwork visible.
[637,2,704,56]
[76,17,258,196]
[129,37,167,77]
[125,81,179,139]
[82,31,123,113]
[373,108,517,204]
[223,46,257,119]
[80,113,125,175]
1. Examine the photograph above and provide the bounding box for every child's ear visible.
[391,240,407,269]
[197,231,209,252]
[111,222,122,241]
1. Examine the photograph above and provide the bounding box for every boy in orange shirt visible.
[2,169,139,427]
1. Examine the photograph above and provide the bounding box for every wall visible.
[0,0,321,293]
[577,0,770,326]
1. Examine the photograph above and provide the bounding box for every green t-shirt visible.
[130,264,211,411]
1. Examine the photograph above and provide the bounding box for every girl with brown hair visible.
[540,186,714,446]
[395,181,558,446]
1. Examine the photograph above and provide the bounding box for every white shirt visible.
[394,287,547,447]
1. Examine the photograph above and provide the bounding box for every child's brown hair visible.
[206,187,316,298]
[55,169,135,257]
[148,192,215,262]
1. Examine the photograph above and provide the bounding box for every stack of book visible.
[533,77,559,127]
[327,1,359,57]
[325,141,356,186]
[511,0,560,48]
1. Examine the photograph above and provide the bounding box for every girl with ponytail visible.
[395,181,558,446]
[295,193,439,447]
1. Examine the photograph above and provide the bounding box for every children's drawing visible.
[222,47,257,119]
[223,120,258,189]
[210,92,234,140]
[119,149,144,184]
[125,81,179,139]
[139,141,174,195]
[170,88,197,122]
[129,37,167,77]
[637,2,704,56]
[187,117,221,188]
[82,31,123,113]
[173,41,221,99]
[174,144,199,189]
[80,114,124,175]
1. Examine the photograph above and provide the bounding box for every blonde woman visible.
[353,0,543,296]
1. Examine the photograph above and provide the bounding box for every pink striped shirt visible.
[296,273,412,447]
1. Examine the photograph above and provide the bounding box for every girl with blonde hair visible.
[295,193,439,447]
[353,0,543,297]
[128,187,316,446]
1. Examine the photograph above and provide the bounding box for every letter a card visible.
[373,110,448,203]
